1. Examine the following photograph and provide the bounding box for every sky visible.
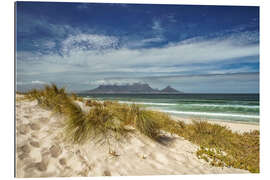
[16,2,259,93]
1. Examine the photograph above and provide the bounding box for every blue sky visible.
[16,2,259,93]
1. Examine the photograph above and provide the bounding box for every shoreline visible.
[172,114,259,125]
[171,115,259,134]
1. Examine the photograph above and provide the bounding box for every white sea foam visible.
[159,110,259,119]
[188,104,259,109]
[82,98,177,106]
[118,101,178,106]
[83,98,258,109]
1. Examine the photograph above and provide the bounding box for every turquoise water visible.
[79,94,259,124]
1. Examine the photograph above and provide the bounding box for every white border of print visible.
[1,0,269,180]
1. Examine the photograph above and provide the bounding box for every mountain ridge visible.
[82,83,184,94]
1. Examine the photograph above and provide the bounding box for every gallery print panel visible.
[15,1,259,177]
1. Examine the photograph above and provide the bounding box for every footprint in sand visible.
[29,140,40,148]
[18,153,29,160]
[49,144,62,158]
[35,161,48,172]
[20,144,31,154]
[103,170,112,176]
[24,162,36,173]
[41,150,50,158]
[29,123,40,131]
[39,117,50,124]
[17,145,31,160]
[23,115,30,119]
[18,124,30,135]
[24,160,48,173]
[59,158,67,166]
[31,132,39,139]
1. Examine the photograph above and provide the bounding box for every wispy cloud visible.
[61,33,119,54]
[152,19,163,33]
[31,80,47,84]
[17,80,47,85]
[33,40,56,51]
[142,37,164,44]
[17,31,259,77]
[124,37,164,48]
[85,78,145,86]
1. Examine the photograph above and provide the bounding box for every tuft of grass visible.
[24,84,259,173]
[62,101,89,143]
[25,84,69,114]
[85,99,102,107]
[133,108,161,140]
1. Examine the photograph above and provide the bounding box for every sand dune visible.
[16,95,250,177]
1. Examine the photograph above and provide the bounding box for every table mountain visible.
[84,83,183,94]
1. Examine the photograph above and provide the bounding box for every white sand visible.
[16,95,253,177]
[172,116,259,134]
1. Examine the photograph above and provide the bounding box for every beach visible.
[172,116,259,134]
[15,94,259,177]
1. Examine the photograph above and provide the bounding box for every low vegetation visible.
[23,84,259,173]
[172,121,259,173]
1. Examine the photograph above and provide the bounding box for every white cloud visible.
[60,35,258,70]
[17,80,47,85]
[61,33,119,54]
[17,32,259,90]
[31,80,47,84]
[142,37,164,43]
[124,37,164,48]
[33,40,56,50]
[43,41,56,49]
[86,78,145,85]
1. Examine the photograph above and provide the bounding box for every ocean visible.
[79,94,259,124]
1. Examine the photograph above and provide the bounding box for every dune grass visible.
[24,84,259,173]
[170,120,259,173]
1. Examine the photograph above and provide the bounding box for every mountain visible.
[83,83,183,94]
[161,86,181,93]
